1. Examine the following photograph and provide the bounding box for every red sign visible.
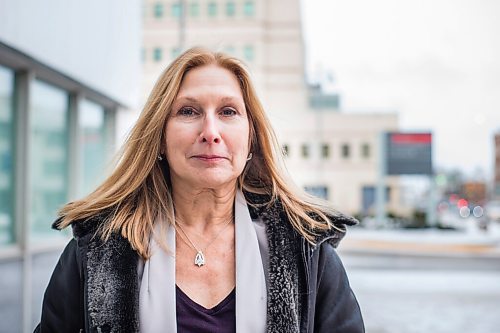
[390,133,432,144]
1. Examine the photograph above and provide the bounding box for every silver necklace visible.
[176,217,233,267]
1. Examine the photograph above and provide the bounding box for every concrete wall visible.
[0,0,142,109]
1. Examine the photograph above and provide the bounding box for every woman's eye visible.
[221,108,237,117]
[178,107,197,116]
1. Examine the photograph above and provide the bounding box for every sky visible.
[302,0,500,180]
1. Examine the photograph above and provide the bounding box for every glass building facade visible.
[79,99,110,197]
[0,41,121,331]
[29,80,70,239]
[0,43,119,248]
[0,65,15,245]
[0,0,140,329]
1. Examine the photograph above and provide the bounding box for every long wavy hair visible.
[58,47,341,259]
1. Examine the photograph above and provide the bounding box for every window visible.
[321,143,330,158]
[224,45,235,55]
[172,2,182,17]
[171,47,181,59]
[30,80,69,239]
[282,144,289,157]
[153,47,163,62]
[190,2,200,16]
[208,2,217,17]
[43,159,66,177]
[304,186,328,200]
[361,143,370,158]
[362,186,391,215]
[243,1,254,16]
[301,144,309,158]
[226,1,236,16]
[341,143,350,158]
[154,2,164,18]
[79,100,109,197]
[243,45,254,61]
[0,65,15,245]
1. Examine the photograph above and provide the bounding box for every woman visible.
[35,47,364,333]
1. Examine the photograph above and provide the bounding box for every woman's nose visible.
[199,115,221,144]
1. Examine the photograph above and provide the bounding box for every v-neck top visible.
[139,190,267,333]
[176,285,236,333]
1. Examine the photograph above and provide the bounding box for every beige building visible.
[276,112,400,215]
[142,0,401,216]
[142,0,306,109]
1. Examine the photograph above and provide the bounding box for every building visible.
[278,111,401,215]
[142,0,306,109]
[141,0,401,216]
[0,1,142,331]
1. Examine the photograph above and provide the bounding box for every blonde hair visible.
[58,47,341,259]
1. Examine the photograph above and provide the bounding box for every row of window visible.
[303,185,391,207]
[145,44,255,62]
[0,64,112,246]
[282,142,371,159]
[149,1,255,19]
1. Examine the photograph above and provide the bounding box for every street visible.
[344,267,500,333]
[338,221,500,333]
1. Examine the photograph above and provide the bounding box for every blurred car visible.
[437,199,488,230]
[484,200,500,222]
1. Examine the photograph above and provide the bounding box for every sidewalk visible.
[341,223,500,258]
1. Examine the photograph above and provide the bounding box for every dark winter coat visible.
[34,193,364,333]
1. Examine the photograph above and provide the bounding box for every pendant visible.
[194,251,205,267]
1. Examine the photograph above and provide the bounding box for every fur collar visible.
[85,233,140,332]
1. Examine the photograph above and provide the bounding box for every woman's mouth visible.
[192,154,227,162]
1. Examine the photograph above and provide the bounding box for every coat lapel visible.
[86,233,140,332]
[250,197,303,333]
[244,191,357,333]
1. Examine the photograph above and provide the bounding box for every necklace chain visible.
[176,216,233,267]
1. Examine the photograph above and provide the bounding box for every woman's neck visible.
[171,185,236,233]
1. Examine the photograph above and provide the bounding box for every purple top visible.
[176,285,236,333]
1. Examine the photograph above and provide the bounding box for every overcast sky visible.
[302,0,500,179]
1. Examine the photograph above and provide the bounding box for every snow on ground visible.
[347,269,500,333]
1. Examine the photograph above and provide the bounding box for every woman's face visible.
[165,64,250,191]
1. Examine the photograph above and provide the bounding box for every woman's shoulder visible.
[243,190,358,247]
[292,212,357,249]
[320,211,359,248]
[52,211,111,239]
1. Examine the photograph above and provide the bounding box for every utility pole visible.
[376,132,387,226]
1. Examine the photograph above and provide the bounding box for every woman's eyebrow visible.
[174,95,242,105]
[220,96,235,102]
[175,96,198,103]
[220,96,244,104]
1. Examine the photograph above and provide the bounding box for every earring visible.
[157,154,163,161]
[246,153,253,161]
